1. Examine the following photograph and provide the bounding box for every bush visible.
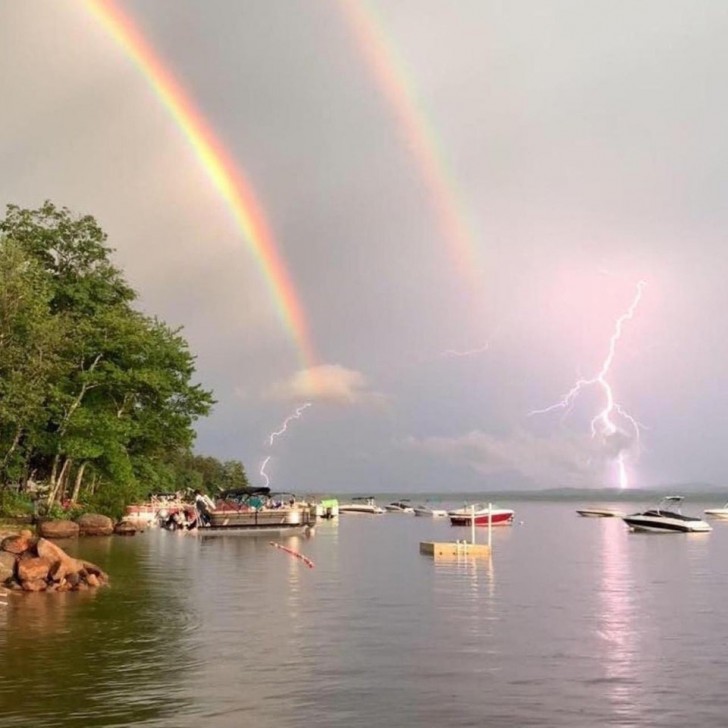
[0,488,36,518]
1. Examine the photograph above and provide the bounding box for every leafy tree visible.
[0,202,216,515]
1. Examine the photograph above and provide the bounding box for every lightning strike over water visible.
[529,281,647,488]
[268,403,312,446]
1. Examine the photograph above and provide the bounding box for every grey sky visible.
[2,0,728,492]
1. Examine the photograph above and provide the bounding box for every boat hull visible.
[339,505,385,514]
[413,508,448,518]
[623,514,712,533]
[449,510,514,526]
[704,509,728,519]
[207,507,315,530]
[576,508,624,518]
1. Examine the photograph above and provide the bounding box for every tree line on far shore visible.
[0,201,248,518]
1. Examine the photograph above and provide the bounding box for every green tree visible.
[0,238,64,484]
[0,202,215,515]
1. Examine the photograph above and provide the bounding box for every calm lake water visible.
[2,499,728,727]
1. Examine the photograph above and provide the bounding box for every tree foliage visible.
[0,202,235,517]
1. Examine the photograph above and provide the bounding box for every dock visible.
[419,503,494,560]
[419,541,491,558]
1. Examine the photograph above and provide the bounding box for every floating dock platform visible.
[419,504,494,559]
[419,541,491,558]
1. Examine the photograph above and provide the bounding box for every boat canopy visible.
[220,487,271,499]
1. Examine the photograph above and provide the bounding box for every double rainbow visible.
[85,0,316,368]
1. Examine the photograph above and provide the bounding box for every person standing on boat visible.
[194,490,216,526]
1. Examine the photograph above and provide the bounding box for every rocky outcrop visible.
[76,514,114,537]
[1,530,108,592]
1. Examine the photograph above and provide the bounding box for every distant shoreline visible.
[331,488,728,503]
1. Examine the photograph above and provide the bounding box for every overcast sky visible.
[2,0,728,493]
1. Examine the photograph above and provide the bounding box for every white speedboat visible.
[413,504,448,518]
[576,507,624,518]
[704,503,728,519]
[385,500,414,514]
[339,497,385,514]
[623,496,712,533]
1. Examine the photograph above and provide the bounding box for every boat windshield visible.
[657,496,684,514]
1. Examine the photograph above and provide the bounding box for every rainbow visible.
[339,1,482,286]
[84,0,316,368]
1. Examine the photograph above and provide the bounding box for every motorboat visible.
[385,500,415,514]
[413,504,449,518]
[704,502,728,519]
[200,487,316,532]
[623,496,712,533]
[339,497,385,514]
[576,507,624,518]
[311,498,339,519]
[123,493,186,528]
[448,504,515,526]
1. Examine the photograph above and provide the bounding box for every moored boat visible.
[385,500,415,513]
[576,507,624,518]
[312,498,339,519]
[413,504,448,518]
[339,497,385,514]
[704,502,728,519]
[448,504,514,526]
[123,493,186,528]
[623,496,712,533]
[201,487,316,532]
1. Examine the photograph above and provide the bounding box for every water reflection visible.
[597,519,640,724]
[0,534,197,727]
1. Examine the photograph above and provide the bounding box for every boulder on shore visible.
[1,534,108,592]
[76,513,114,537]
[38,520,80,540]
[114,521,138,536]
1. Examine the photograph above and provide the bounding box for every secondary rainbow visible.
[339,1,482,287]
[85,0,316,367]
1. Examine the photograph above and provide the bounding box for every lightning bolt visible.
[440,325,502,360]
[529,280,647,488]
[259,455,271,488]
[267,403,312,446]
[260,403,312,488]
[441,343,492,358]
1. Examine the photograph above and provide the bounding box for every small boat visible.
[385,500,415,513]
[623,496,712,533]
[413,504,449,518]
[704,503,728,519]
[311,498,339,519]
[448,504,514,526]
[123,493,186,528]
[576,507,624,518]
[339,496,385,514]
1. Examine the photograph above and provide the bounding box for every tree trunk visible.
[47,457,71,508]
[1,426,23,468]
[70,461,87,504]
[46,454,61,506]
[59,457,73,503]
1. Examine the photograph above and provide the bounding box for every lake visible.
[2,498,728,727]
